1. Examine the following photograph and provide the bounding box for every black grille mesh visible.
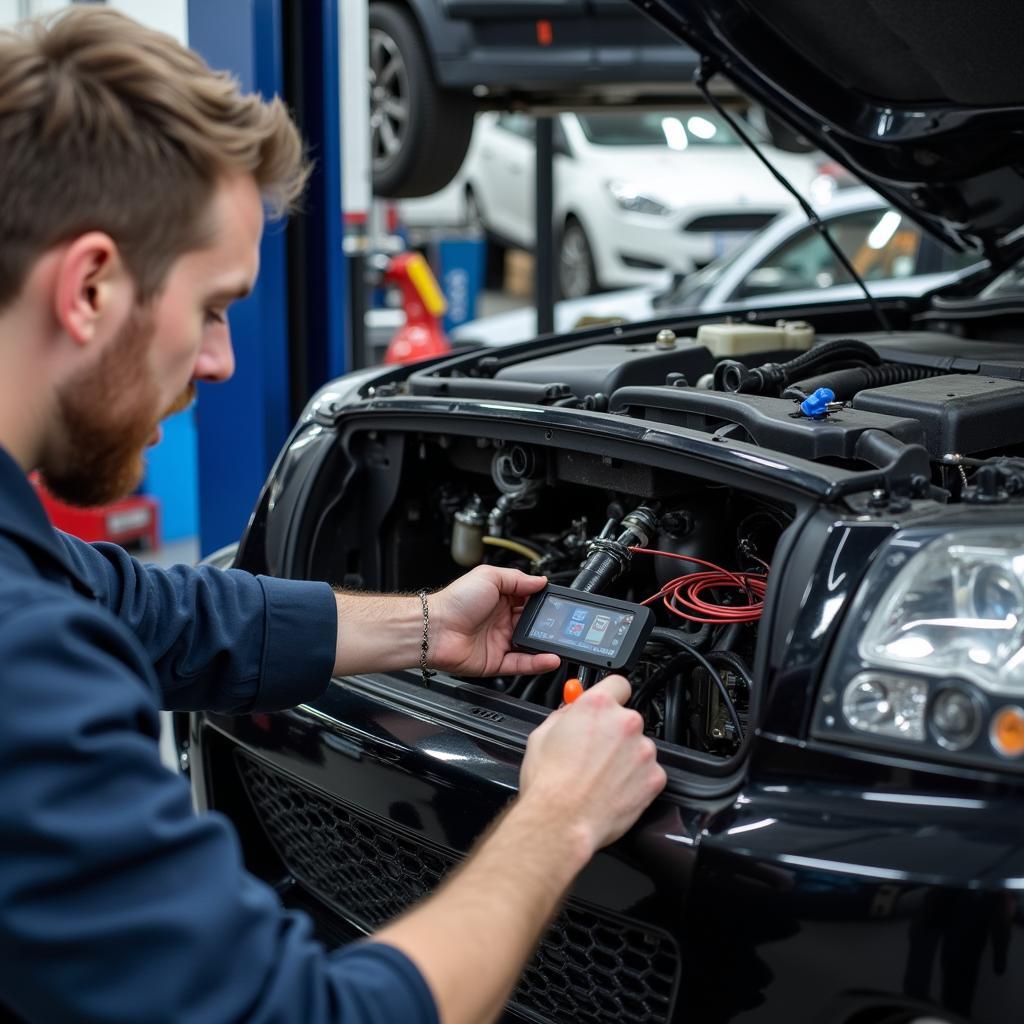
[682,212,776,233]
[237,753,679,1024]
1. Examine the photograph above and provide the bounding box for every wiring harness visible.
[630,546,769,624]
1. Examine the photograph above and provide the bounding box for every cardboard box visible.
[504,248,534,298]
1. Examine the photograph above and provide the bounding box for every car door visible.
[475,112,535,245]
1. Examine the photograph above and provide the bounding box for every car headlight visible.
[813,527,1024,768]
[605,180,672,217]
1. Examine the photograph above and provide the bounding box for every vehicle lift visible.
[187,1,558,554]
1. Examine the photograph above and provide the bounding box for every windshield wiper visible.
[694,59,891,333]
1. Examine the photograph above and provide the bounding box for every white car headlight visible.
[813,527,1024,767]
[861,531,1024,693]
[605,180,672,217]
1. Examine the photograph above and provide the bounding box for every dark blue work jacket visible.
[0,447,438,1024]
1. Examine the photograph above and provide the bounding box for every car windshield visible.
[654,243,751,309]
[728,208,981,301]
[576,110,741,148]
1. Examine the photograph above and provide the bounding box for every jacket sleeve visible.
[59,533,337,713]
[0,599,438,1024]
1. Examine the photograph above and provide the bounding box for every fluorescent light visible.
[661,116,687,150]
[867,210,902,250]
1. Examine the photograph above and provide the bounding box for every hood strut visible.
[694,59,891,334]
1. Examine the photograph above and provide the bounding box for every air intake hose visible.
[713,338,882,396]
[782,363,947,402]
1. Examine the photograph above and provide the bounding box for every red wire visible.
[629,546,769,624]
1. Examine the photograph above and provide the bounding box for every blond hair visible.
[0,7,308,309]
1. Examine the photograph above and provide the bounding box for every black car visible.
[369,0,720,196]
[191,2,1024,1021]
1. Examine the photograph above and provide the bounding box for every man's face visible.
[42,175,263,506]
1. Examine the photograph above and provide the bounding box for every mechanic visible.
[0,9,667,1024]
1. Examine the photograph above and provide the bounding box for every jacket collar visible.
[0,445,96,597]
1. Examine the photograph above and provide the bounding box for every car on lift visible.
[456,108,821,298]
[451,187,983,345]
[192,2,1024,1022]
[368,0,731,198]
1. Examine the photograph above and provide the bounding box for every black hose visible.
[523,663,566,706]
[713,622,744,653]
[782,363,948,402]
[714,338,882,396]
[628,626,709,710]
[629,629,743,741]
[664,676,686,745]
[650,624,713,651]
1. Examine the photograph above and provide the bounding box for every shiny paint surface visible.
[691,780,1024,1023]
[195,666,1024,1023]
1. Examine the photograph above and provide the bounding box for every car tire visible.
[369,3,476,198]
[558,216,599,299]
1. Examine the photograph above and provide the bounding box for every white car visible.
[461,109,822,298]
[452,188,983,347]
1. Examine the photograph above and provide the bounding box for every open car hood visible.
[634,0,1024,271]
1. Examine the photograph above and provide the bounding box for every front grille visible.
[238,753,679,1024]
[682,211,776,233]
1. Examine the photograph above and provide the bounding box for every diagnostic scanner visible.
[512,584,654,672]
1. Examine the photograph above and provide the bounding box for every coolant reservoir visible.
[696,320,814,356]
[451,501,487,567]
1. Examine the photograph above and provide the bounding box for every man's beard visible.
[40,308,194,508]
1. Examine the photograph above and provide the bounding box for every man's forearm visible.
[374,795,591,1024]
[332,591,423,676]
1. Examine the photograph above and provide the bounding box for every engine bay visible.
[301,318,1024,772]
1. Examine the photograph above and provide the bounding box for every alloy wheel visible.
[369,27,410,177]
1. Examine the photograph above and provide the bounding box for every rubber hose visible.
[782,363,948,402]
[716,338,882,396]
[713,622,744,653]
[649,624,713,651]
[628,624,714,710]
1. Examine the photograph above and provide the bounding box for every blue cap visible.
[799,387,835,419]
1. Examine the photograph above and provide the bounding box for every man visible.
[0,9,667,1024]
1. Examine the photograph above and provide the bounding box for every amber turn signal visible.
[990,705,1024,758]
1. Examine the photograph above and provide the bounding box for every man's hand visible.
[374,673,666,1024]
[517,674,667,856]
[428,565,561,677]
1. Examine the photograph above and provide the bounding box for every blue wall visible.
[143,410,198,542]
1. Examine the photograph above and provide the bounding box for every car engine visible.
[293,317,1024,768]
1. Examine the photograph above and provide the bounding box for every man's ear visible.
[53,232,134,347]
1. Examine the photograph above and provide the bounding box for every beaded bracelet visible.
[418,589,435,687]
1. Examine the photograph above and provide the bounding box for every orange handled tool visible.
[562,677,584,705]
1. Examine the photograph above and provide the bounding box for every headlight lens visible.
[860,533,1024,694]
[841,673,928,741]
[814,527,1024,770]
[930,686,982,750]
[605,180,672,216]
